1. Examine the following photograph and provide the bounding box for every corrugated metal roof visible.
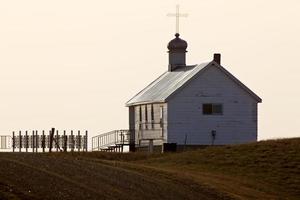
[126,62,210,106]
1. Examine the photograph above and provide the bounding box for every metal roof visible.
[126,61,262,107]
[126,62,209,106]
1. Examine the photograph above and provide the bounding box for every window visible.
[145,105,148,129]
[203,104,223,115]
[160,106,163,120]
[151,104,154,129]
[145,105,148,122]
[139,106,142,122]
[138,106,142,130]
[151,104,154,121]
[160,106,164,128]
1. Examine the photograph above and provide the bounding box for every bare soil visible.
[0,153,232,200]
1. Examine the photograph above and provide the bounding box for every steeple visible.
[167,33,188,71]
[167,5,188,71]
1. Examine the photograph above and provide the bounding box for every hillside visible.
[0,138,299,200]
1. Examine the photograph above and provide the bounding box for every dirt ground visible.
[0,153,232,200]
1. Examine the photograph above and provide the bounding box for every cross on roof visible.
[167,5,188,34]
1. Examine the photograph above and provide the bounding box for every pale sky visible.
[0,0,299,141]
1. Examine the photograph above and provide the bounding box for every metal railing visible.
[91,122,166,151]
[92,130,130,151]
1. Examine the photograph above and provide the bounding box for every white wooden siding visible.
[133,103,167,146]
[167,65,258,145]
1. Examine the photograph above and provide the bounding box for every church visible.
[126,33,262,152]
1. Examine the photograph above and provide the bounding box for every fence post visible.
[56,130,59,152]
[36,130,38,153]
[77,130,80,152]
[12,131,15,152]
[19,130,21,152]
[42,130,45,153]
[63,130,67,152]
[25,131,28,153]
[49,130,51,152]
[32,130,35,153]
[49,128,55,153]
[71,130,74,152]
[85,130,88,152]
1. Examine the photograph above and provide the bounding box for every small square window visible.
[203,104,213,114]
[213,104,223,114]
[203,104,223,115]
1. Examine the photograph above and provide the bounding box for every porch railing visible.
[91,130,130,151]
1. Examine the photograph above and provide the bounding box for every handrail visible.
[92,130,130,151]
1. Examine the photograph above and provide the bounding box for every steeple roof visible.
[167,33,187,52]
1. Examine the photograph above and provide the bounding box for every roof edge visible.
[211,61,262,103]
[126,100,166,107]
[125,71,168,106]
[165,62,211,102]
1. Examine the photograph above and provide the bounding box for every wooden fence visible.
[12,129,88,152]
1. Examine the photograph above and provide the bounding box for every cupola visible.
[167,33,188,71]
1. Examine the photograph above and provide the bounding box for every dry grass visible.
[137,138,300,199]
[81,138,300,199]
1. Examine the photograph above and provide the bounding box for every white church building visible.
[126,33,262,151]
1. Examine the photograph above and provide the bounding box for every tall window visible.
[145,105,148,129]
[138,106,142,130]
[160,106,164,128]
[203,104,223,115]
[139,106,142,122]
[145,105,148,122]
[151,104,154,129]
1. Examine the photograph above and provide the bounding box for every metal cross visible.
[167,5,188,34]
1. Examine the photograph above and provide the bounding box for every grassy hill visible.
[0,138,299,200]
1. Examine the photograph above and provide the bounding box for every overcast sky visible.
[0,0,299,141]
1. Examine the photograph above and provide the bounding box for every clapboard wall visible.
[131,103,167,146]
[167,64,258,145]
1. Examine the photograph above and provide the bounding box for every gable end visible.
[166,61,262,103]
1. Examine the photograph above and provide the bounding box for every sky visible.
[0,0,300,143]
